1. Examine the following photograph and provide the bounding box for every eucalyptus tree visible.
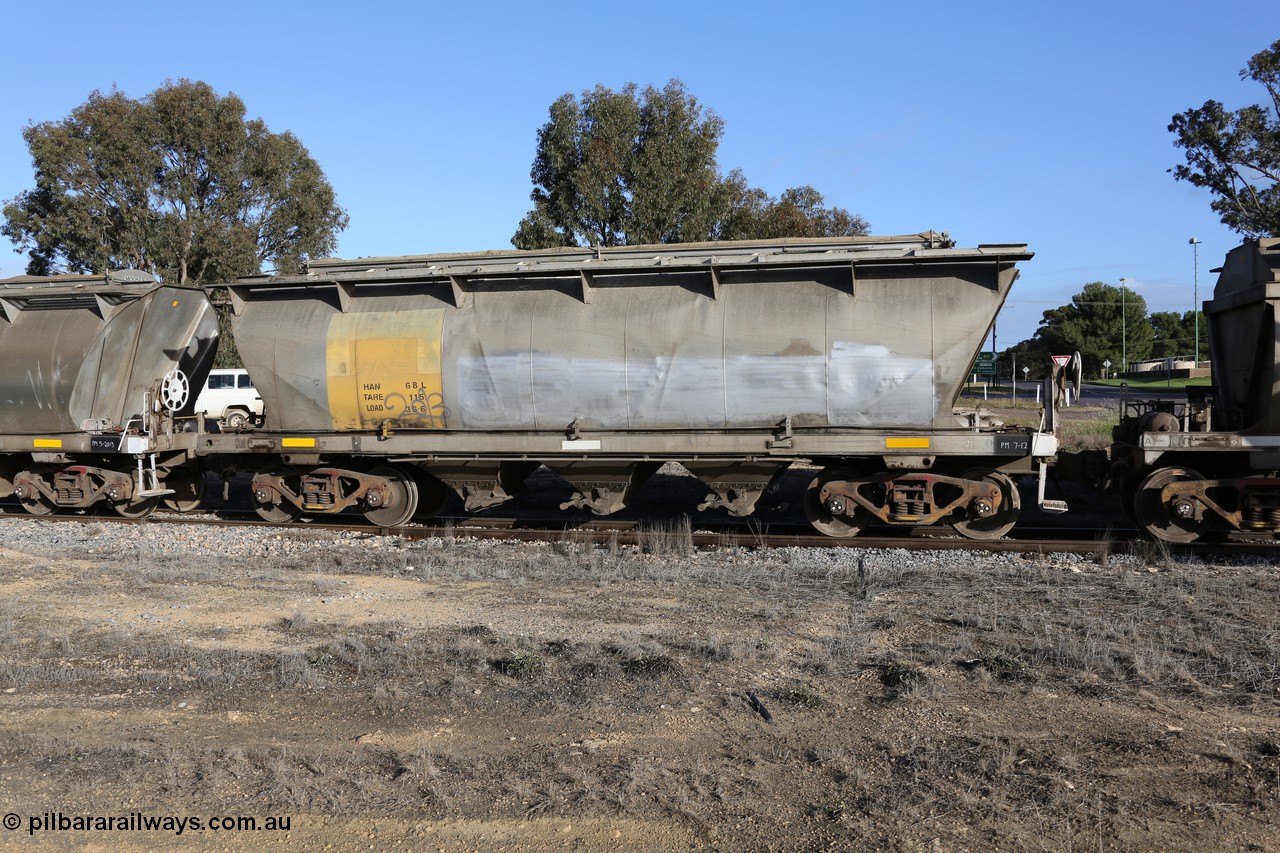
[3,79,348,283]
[1170,39,1280,237]
[513,79,867,248]
[1035,282,1153,375]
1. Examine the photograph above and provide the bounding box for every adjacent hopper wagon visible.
[1112,237,1280,542]
[204,233,1061,537]
[0,271,218,516]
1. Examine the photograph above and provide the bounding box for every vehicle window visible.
[238,375,255,389]
[208,375,234,390]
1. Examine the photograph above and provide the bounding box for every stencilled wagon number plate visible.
[90,435,123,453]
[994,435,1031,455]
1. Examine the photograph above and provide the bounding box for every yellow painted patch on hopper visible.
[33,438,62,449]
[281,437,316,448]
[326,308,447,430]
[885,437,930,449]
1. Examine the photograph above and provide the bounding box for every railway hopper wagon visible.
[203,232,1062,538]
[1113,237,1280,542]
[0,271,218,516]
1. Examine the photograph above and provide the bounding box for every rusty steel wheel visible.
[804,468,870,538]
[950,469,1020,541]
[254,501,302,524]
[14,474,55,515]
[364,465,419,528]
[161,468,206,513]
[253,489,303,524]
[1133,467,1212,544]
[113,497,158,519]
[19,493,55,516]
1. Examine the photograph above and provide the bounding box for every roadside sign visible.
[973,352,997,375]
[1051,355,1070,367]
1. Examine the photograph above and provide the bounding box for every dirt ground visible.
[0,515,1276,852]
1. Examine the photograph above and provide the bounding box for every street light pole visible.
[1120,277,1127,375]
[1189,237,1201,366]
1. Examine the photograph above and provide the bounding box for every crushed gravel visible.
[0,514,1138,576]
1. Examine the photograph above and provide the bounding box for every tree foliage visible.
[513,79,868,248]
[1034,282,1153,377]
[1148,310,1204,360]
[714,171,869,241]
[1000,336,1051,382]
[2,79,349,284]
[1169,40,1280,237]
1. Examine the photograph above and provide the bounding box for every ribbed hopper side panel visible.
[233,252,1014,435]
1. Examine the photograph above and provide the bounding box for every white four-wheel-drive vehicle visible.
[194,369,263,429]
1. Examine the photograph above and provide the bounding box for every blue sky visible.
[0,1,1272,347]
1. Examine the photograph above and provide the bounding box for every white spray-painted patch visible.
[453,343,935,430]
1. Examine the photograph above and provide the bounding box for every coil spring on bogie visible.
[302,490,335,507]
[889,481,930,521]
[890,498,929,520]
[56,489,83,503]
[1242,505,1280,530]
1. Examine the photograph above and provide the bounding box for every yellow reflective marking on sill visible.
[282,437,316,448]
[33,438,62,449]
[885,437,930,449]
